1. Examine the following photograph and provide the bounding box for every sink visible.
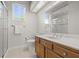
[44,35,62,39]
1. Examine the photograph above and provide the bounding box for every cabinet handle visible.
[63,52,67,56]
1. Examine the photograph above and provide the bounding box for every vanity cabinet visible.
[35,36,79,58]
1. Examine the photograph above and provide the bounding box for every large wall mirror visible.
[48,1,79,35]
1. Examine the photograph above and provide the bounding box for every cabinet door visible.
[39,44,45,58]
[35,37,45,58]
[36,43,45,58]
[46,48,61,58]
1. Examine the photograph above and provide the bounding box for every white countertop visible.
[36,33,79,51]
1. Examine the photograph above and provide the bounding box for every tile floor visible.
[4,46,36,58]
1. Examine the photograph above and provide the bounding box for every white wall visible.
[5,1,38,49]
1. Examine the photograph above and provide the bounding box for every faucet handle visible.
[25,37,28,41]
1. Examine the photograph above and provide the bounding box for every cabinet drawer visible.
[54,43,66,57]
[66,49,79,58]
[40,39,53,50]
[54,43,79,58]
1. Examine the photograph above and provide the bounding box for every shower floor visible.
[4,46,36,58]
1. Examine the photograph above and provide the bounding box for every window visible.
[43,13,49,24]
[0,2,3,17]
[12,3,26,21]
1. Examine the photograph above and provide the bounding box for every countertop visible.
[36,33,79,51]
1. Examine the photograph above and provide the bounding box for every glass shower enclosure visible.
[0,2,8,57]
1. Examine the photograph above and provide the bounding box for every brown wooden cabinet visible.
[35,36,79,58]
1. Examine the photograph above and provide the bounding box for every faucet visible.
[53,33,57,38]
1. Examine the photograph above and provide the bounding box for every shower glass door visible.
[0,2,3,57]
[0,2,8,57]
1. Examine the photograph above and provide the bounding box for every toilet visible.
[24,36,35,51]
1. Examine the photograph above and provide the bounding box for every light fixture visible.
[46,1,61,12]
[32,1,48,13]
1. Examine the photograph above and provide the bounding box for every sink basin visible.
[43,34,63,39]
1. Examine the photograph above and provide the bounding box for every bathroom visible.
[0,1,79,58]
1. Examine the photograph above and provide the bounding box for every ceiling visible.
[30,1,69,13]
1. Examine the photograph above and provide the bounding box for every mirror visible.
[49,1,79,35]
[51,12,68,34]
